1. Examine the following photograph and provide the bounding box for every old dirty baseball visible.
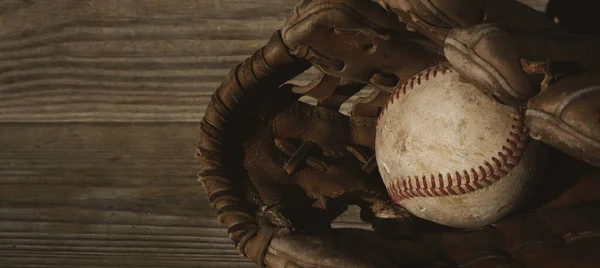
[375,64,547,228]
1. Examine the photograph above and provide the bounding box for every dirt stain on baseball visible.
[458,118,468,130]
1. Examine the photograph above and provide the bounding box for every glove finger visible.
[349,115,377,149]
[384,0,558,44]
[271,101,376,152]
[271,136,383,198]
[273,137,391,221]
[271,101,347,154]
[296,164,385,200]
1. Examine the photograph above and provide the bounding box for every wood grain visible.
[0,123,244,267]
[0,0,307,122]
[0,123,367,267]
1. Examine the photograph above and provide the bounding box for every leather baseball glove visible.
[197,0,600,267]
[381,0,600,165]
[197,0,442,265]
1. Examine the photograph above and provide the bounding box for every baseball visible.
[375,64,546,229]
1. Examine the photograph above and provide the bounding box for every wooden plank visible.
[0,0,373,123]
[0,0,308,123]
[0,123,252,267]
[0,123,367,267]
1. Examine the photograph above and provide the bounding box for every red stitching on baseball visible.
[380,65,529,201]
[411,189,419,197]
[447,186,458,195]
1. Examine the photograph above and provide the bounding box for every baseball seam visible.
[377,65,529,202]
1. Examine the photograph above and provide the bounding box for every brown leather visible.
[197,3,451,263]
[197,31,311,263]
[281,0,445,89]
[264,204,600,268]
[383,0,559,45]
[263,153,600,267]
[444,24,600,106]
[246,100,404,219]
[197,29,408,266]
[526,71,600,167]
[379,0,586,106]
[198,1,600,267]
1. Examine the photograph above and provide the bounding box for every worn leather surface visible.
[197,2,451,264]
[382,0,559,44]
[265,204,600,268]
[526,71,600,167]
[379,0,600,106]
[263,150,600,268]
[281,0,445,89]
[197,31,310,263]
[197,30,409,265]
[444,24,600,106]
